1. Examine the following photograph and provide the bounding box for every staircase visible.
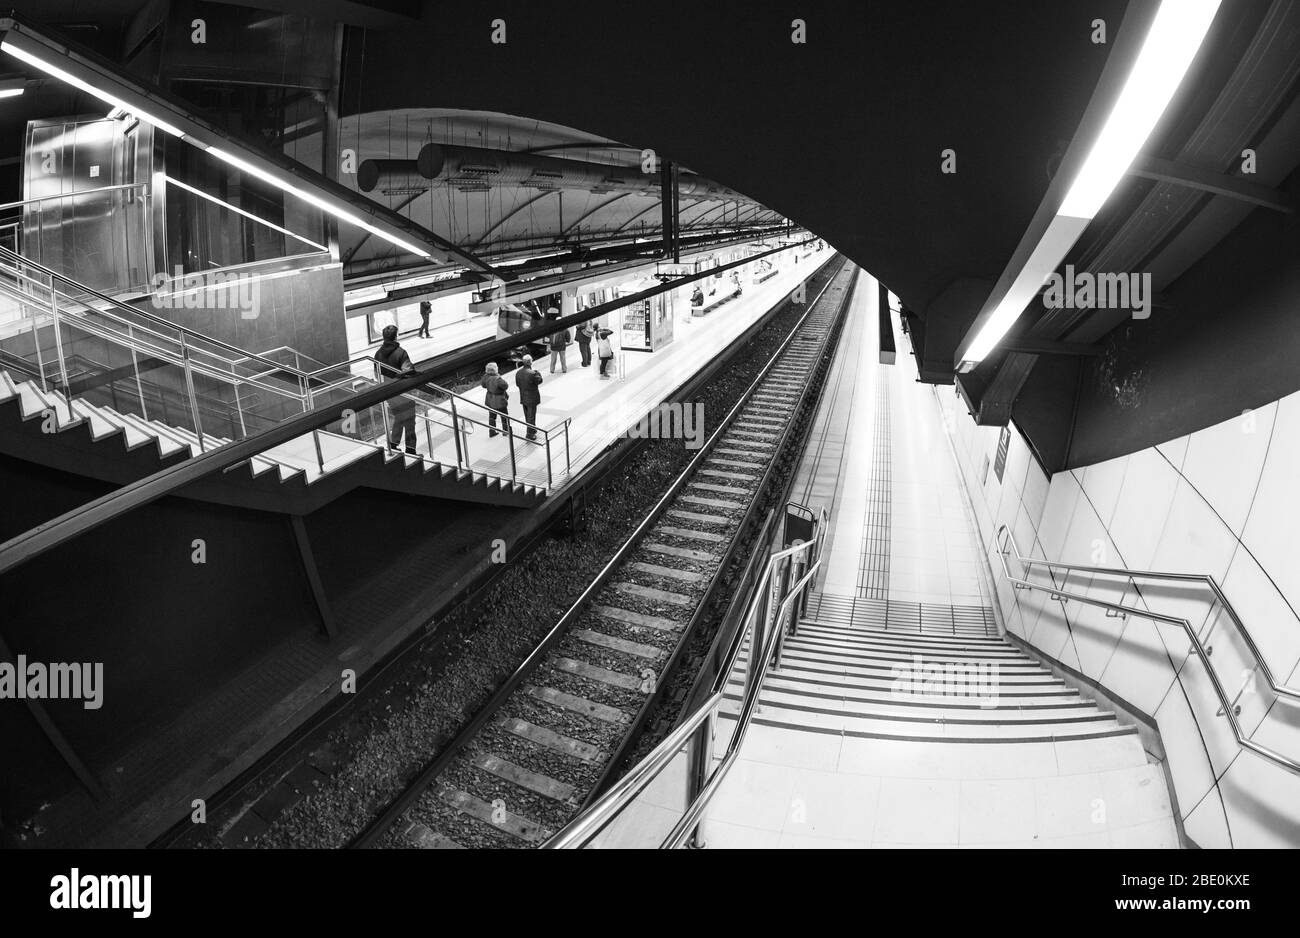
[0,367,546,511]
[708,601,1181,848]
[0,244,552,512]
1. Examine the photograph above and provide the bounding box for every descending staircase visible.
[712,599,1181,847]
[0,368,546,511]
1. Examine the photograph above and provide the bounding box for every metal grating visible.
[805,591,998,637]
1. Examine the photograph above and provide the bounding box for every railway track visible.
[353,258,859,849]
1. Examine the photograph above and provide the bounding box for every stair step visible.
[742,671,1082,705]
[99,407,155,450]
[726,686,1107,723]
[775,644,1047,674]
[785,635,1034,665]
[109,408,188,459]
[745,658,1070,689]
[719,699,1125,740]
[796,623,1015,655]
[799,619,1004,646]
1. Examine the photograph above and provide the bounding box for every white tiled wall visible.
[937,385,1300,848]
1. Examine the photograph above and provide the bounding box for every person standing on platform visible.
[515,354,544,441]
[481,362,511,437]
[375,324,418,455]
[418,299,432,338]
[547,319,571,373]
[596,327,615,379]
[576,320,594,367]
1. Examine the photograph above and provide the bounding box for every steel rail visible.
[346,253,843,848]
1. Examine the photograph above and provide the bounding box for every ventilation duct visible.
[357,143,759,207]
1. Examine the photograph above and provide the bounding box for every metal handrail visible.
[0,244,829,581]
[0,276,316,410]
[995,524,1300,776]
[1,261,564,486]
[547,507,827,849]
[0,182,149,215]
[0,245,313,380]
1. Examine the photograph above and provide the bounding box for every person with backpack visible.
[515,354,544,441]
[596,327,615,379]
[418,299,432,338]
[480,361,510,437]
[547,309,571,374]
[374,324,418,454]
[576,319,595,367]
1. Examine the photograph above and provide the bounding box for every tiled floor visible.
[801,273,991,608]
[702,269,1180,849]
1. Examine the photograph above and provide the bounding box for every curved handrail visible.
[995,524,1300,777]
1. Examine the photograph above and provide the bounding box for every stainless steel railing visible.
[0,246,573,489]
[995,524,1300,776]
[545,504,827,849]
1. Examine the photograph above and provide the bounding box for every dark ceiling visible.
[9,0,1300,472]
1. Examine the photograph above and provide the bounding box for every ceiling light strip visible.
[959,0,1221,367]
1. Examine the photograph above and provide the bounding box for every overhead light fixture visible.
[205,146,432,259]
[1,40,185,137]
[0,76,24,98]
[958,0,1221,368]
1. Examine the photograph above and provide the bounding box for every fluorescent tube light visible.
[205,146,432,259]
[1,41,185,137]
[1059,0,1222,218]
[959,0,1221,367]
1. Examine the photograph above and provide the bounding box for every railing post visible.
[32,309,47,392]
[449,397,464,468]
[425,412,434,460]
[380,401,392,452]
[545,431,553,487]
[686,709,714,849]
[744,562,771,708]
[773,556,794,671]
[507,416,517,480]
[127,324,148,421]
[564,419,571,475]
[312,430,325,474]
[178,333,206,452]
[46,277,71,416]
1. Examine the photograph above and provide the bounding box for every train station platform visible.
[49,247,830,847]
[698,271,1181,849]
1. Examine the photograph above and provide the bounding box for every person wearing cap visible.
[514,354,544,441]
[374,324,418,454]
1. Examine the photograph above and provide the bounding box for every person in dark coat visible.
[576,319,594,367]
[546,308,571,374]
[480,361,511,437]
[514,354,544,441]
[374,324,418,454]
[418,299,432,338]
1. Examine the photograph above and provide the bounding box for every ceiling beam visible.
[1128,154,1295,212]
